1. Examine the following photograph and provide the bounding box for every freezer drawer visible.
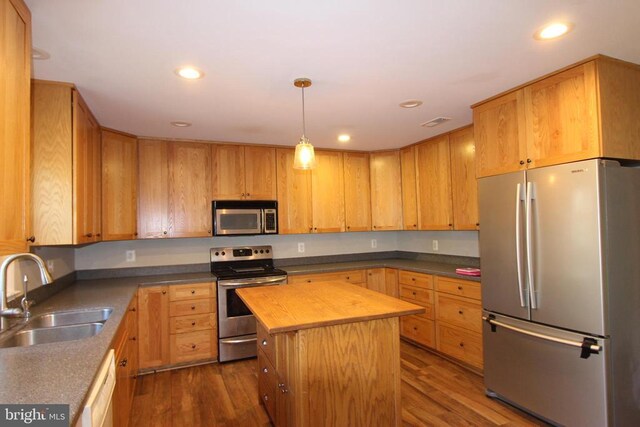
[483,314,609,426]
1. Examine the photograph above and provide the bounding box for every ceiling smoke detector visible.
[421,117,452,128]
[399,99,423,108]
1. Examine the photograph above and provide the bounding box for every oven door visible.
[214,208,262,235]
[217,275,287,339]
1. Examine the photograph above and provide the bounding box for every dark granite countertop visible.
[0,272,215,425]
[281,258,481,282]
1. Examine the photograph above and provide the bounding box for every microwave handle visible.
[260,209,265,234]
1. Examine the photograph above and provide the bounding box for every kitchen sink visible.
[0,322,105,348]
[28,308,113,328]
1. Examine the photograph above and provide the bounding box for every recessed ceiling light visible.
[399,99,423,108]
[421,117,452,128]
[175,66,204,80]
[32,47,50,60]
[170,121,192,127]
[338,134,351,143]
[534,22,574,40]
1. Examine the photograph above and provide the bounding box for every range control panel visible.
[210,245,273,262]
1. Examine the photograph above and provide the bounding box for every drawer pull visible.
[119,358,128,367]
[412,291,417,296]
[262,339,268,346]
[458,286,463,290]
[346,276,350,280]
[191,322,196,326]
[413,326,417,331]
[306,280,312,283]
[412,278,416,281]
[459,342,464,347]
[263,394,269,401]
[191,305,196,310]
[191,344,196,349]
[458,310,464,315]
[162,290,167,295]
[191,290,196,294]
[262,367,268,373]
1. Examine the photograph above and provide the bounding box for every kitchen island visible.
[236,281,424,427]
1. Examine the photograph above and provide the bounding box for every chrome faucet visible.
[0,253,53,330]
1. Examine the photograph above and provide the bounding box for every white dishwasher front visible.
[77,349,116,427]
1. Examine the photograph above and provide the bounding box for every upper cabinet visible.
[211,144,276,200]
[138,140,212,239]
[0,0,31,254]
[343,152,371,232]
[311,151,346,233]
[31,81,102,245]
[276,148,312,234]
[102,130,138,241]
[474,56,640,178]
[415,135,453,230]
[370,151,403,231]
[449,126,479,230]
[400,146,418,230]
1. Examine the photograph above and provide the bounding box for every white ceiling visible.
[26,0,640,151]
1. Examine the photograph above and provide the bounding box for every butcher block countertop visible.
[236,281,425,334]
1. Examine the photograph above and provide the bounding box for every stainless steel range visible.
[211,245,287,362]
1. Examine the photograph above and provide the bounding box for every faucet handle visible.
[20,297,33,318]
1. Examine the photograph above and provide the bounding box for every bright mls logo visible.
[0,405,68,426]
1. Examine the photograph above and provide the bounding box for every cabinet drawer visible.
[169,282,214,301]
[399,270,433,289]
[400,316,435,348]
[169,298,214,317]
[399,284,433,305]
[169,313,215,334]
[436,293,482,333]
[169,330,214,364]
[258,348,277,421]
[288,269,366,285]
[437,323,483,369]
[436,277,481,300]
[257,321,276,367]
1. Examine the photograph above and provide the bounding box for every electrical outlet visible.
[432,240,439,251]
[297,243,305,253]
[126,250,136,262]
[46,260,55,273]
[371,239,377,248]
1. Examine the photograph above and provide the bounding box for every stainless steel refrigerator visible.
[478,159,640,426]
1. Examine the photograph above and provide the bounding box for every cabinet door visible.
[473,90,527,178]
[167,142,212,238]
[244,146,277,200]
[102,130,138,240]
[88,113,102,242]
[72,92,94,244]
[384,268,399,298]
[312,151,345,233]
[400,146,418,230]
[415,136,453,230]
[138,286,170,369]
[0,0,30,254]
[211,144,245,200]
[343,152,371,232]
[112,324,129,427]
[276,149,312,234]
[524,62,600,168]
[138,140,169,238]
[370,151,402,231]
[366,268,386,294]
[449,126,479,230]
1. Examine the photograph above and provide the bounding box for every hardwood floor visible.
[130,341,546,427]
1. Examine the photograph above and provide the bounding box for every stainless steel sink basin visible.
[28,308,113,328]
[0,323,105,348]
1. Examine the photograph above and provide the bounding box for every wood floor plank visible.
[130,341,549,427]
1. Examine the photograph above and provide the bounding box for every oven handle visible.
[218,275,288,288]
[220,336,257,345]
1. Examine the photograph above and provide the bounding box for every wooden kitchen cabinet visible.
[137,139,212,239]
[137,285,170,369]
[112,295,138,427]
[0,0,31,254]
[449,126,479,230]
[474,56,640,178]
[400,146,418,230]
[276,148,313,234]
[343,152,371,232]
[31,81,102,245]
[101,130,138,240]
[366,267,398,297]
[398,270,435,349]
[211,144,277,200]
[288,269,366,286]
[311,150,345,233]
[415,135,454,230]
[370,151,403,231]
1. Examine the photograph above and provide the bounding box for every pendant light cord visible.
[301,86,306,137]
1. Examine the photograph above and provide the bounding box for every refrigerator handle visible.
[515,183,526,307]
[526,181,537,309]
[483,316,602,358]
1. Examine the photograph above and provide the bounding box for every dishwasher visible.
[77,349,116,427]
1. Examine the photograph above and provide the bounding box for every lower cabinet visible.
[287,269,366,286]
[138,282,217,371]
[112,295,138,427]
[398,270,436,348]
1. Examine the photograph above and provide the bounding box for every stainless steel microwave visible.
[212,200,278,236]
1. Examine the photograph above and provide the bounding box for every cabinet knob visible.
[120,358,128,367]
[191,290,196,294]
[347,226,351,230]
[26,236,36,243]
[459,342,465,348]
[86,233,93,238]
[263,394,269,401]
[306,280,311,283]
[163,231,168,235]
[412,291,416,296]
[96,233,101,237]
[208,230,212,234]
[262,339,268,346]
[134,232,138,237]
[130,336,136,341]
[458,310,464,315]
[162,290,167,295]
[411,278,416,281]
[413,326,418,331]
[191,305,196,310]
[241,193,245,197]
[130,307,136,312]
[191,322,196,326]
[191,344,196,349]
[346,276,350,280]
[372,225,376,229]
[314,227,317,231]
[263,367,268,373]
[309,227,313,232]
[519,160,525,165]
[457,286,463,291]
[475,223,480,227]
[527,158,532,164]
[413,224,417,228]
[448,223,453,227]
[246,193,250,197]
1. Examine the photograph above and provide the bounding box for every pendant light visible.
[293,78,316,170]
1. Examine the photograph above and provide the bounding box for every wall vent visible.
[420,117,452,127]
